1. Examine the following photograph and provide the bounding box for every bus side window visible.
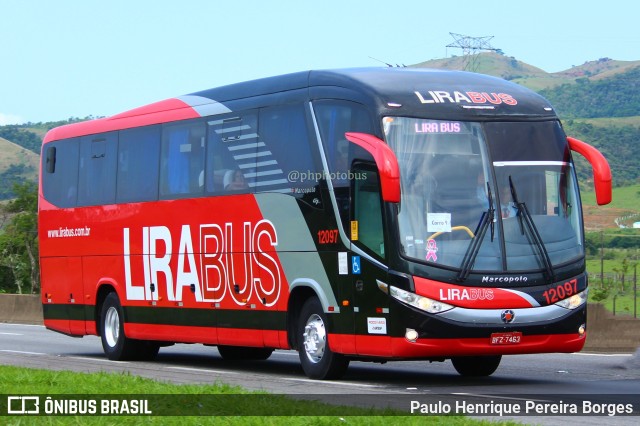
[160,120,206,199]
[117,125,161,203]
[206,112,258,194]
[42,138,80,208]
[313,101,374,186]
[77,132,118,206]
[352,165,385,259]
[313,100,374,230]
[256,104,322,204]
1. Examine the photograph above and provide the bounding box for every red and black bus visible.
[39,68,612,379]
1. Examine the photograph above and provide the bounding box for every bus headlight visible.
[555,289,588,310]
[389,285,454,314]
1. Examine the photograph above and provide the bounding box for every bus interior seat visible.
[223,169,235,189]
[211,168,231,192]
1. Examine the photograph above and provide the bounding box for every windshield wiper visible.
[508,176,555,282]
[457,182,495,282]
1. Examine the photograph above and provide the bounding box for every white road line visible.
[0,349,46,355]
[280,377,382,388]
[273,350,298,356]
[0,332,23,336]
[573,352,633,357]
[64,356,129,364]
[166,366,238,375]
[452,392,548,402]
[0,324,44,328]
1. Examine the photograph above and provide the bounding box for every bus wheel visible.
[100,292,159,361]
[217,345,274,361]
[297,298,349,379]
[451,355,502,377]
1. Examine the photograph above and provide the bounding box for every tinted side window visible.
[353,167,385,259]
[77,132,118,206]
[117,125,161,203]
[42,138,80,208]
[257,104,321,203]
[313,100,374,188]
[313,101,375,229]
[206,113,258,194]
[160,120,206,199]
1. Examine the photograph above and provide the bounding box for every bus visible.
[39,68,612,379]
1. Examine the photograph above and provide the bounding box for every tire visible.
[451,355,502,377]
[100,292,159,361]
[217,345,274,361]
[297,297,349,379]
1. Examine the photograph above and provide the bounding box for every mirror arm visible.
[344,132,401,203]
[567,136,612,206]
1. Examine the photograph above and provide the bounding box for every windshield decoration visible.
[427,213,451,233]
[426,239,438,262]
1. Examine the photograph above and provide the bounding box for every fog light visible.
[405,328,419,342]
[578,324,586,338]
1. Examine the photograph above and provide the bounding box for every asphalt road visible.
[1,322,639,424]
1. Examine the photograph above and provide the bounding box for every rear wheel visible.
[297,297,349,379]
[100,292,159,361]
[451,355,502,376]
[217,345,273,361]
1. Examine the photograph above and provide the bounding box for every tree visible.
[0,182,39,293]
[615,258,632,293]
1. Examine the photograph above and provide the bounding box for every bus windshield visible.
[384,117,583,274]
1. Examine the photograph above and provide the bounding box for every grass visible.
[598,293,640,317]
[581,183,640,211]
[0,365,516,425]
[511,75,569,91]
[586,250,640,317]
[586,257,640,275]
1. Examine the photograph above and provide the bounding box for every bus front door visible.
[351,165,392,357]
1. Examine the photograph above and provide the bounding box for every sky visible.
[1,0,639,125]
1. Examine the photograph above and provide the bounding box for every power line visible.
[446,33,501,72]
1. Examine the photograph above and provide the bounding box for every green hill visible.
[414,52,640,91]
[538,66,640,119]
[0,136,40,199]
[413,51,548,81]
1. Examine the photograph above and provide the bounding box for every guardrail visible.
[0,294,43,324]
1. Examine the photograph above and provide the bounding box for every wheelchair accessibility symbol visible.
[352,256,361,275]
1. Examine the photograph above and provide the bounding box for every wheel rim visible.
[302,313,326,363]
[104,306,120,348]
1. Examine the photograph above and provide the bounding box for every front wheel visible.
[100,292,159,361]
[451,355,502,377]
[297,297,349,379]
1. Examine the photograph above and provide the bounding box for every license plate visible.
[490,332,522,345]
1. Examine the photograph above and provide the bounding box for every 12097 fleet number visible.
[317,229,339,245]
[542,279,578,305]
